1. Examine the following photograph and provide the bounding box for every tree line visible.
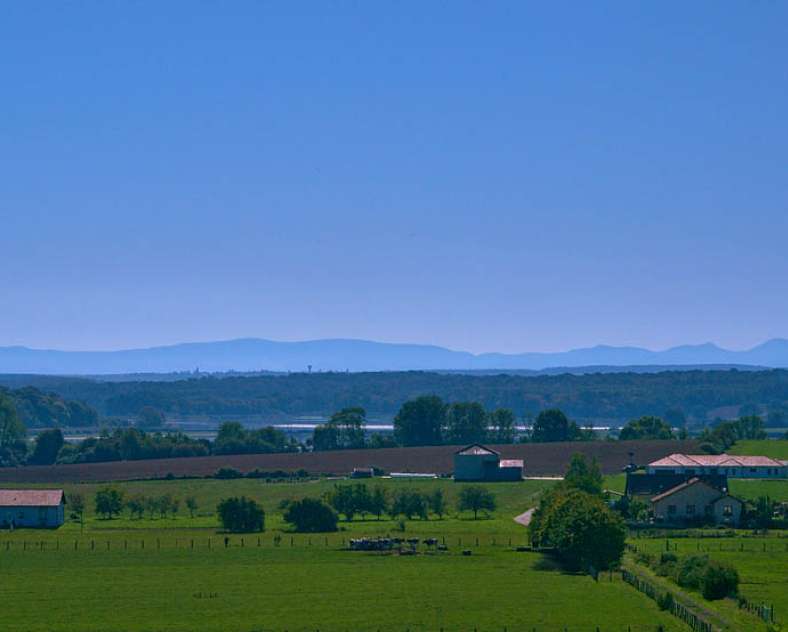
[3,369,788,429]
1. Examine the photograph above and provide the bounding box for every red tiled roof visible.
[649,453,785,468]
[0,489,64,507]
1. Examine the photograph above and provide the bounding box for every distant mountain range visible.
[1,337,788,375]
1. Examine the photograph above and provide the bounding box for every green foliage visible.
[369,486,389,519]
[701,561,739,600]
[2,385,98,428]
[444,402,487,445]
[0,392,27,466]
[313,407,367,450]
[217,496,265,532]
[487,408,516,443]
[214,466,243,479]
[68,492,85,521]
[214,421,296,455]
[393,395,446,446]
[699,415,767,453]
[531,409,581,443]
[94,487,125,519]
[391,489,428,520]
[656,591,675,611]
[428,488,447,518]
[28,428,65,465]
[675,555,709,590]
[282,497,338,532]
[137,406,165,429]
[562,453,603,495]
[619,416,674,441]
[9,369,788,431]
[456,485,496,519]
[529,488,626,571]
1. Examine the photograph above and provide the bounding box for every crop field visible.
[631,535,788,630]
[0,439,699,483]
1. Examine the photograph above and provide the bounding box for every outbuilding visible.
[453,444,523,481]
[0,489,65,529]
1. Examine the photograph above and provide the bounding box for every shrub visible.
[701,561,739,600]
[215,467,243,479]
[283,498,338,533]
[657,592,675,611]
[656,552,678,577]
[217,497,265,532]
[675,555,710,590]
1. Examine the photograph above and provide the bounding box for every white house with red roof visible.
[0,489,65,528]
[647,453,787,479]
[650,477,743,526]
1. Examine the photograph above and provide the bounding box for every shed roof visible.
[649,453,785,468]
[455,444,499,456]
[0,489,64,507]
[499,459,524,468]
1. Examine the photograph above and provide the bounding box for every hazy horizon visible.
[3,335,787,356]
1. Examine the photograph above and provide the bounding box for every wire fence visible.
[0,534,535,553]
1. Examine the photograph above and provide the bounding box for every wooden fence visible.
[621,569,715,632]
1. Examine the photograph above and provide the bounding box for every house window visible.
[723,504,733,517]
[668,505,677,515]
[750,468,757,473]
[685,469,695,476]
[686,505,696,515]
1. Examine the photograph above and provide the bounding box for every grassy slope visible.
[633,536,788,629]
[729,439,788,460]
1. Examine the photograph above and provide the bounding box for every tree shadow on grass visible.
[533,553,584,576]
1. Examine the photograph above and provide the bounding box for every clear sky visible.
[2,2,787,354]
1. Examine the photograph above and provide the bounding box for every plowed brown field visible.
[0,440,697,483]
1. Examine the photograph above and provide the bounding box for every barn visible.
[453,444,523,481]
[0,489,66,529]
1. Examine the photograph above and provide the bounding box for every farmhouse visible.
[647,453,787,479]
[651,478,743,526]
[0,489,65,529]
[453,444,523,482]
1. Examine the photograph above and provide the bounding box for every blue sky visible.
[2,2,786,353]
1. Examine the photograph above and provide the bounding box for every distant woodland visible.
[1,369,787,427]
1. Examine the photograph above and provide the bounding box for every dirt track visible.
[0,440,697,483]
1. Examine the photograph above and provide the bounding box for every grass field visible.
[0,477,554,536]
[0,476,690,632]
[0,539,687,632]
[729,439,788,460]
[631,535,788,631]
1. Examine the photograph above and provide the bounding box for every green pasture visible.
[0,477,554,537]
[632,535,788,630]
[729,439,788,460]
[0,542,685,632]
